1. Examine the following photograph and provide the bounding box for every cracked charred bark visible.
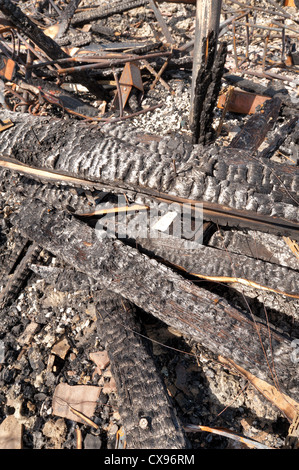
[10,198,299,404]
[95,291,189,449]
[2,169,297,298]
[0,0,107,100]
[0,110,298,239]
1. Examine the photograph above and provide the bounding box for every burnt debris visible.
[0,0,298,451]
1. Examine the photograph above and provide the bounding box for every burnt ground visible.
[0,0,299,451]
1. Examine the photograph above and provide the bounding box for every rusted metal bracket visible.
[217,88,272,115]
[112,62,144,112]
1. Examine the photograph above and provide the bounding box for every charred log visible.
[4,170,297,299]
[10,198,299,403]
[95,290,189,449]
[229,97,282,152]
[57,0,81,38]
[71,0,149,26]
[0,111,298,240]
[190,32,227,145]
[0,242,41,308]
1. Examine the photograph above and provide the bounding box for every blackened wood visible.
[7,170,297,298]
[12,199,299,403]
[190,33,227,145]
[0,110,298,239]
[96,290,188,449]
[71,0,149,26]
[134,237,299,298]
[257,117,298,160]
[209,228,299,272]
[57,0,81,37]
[0,242,41,308]
[0,0,107,100]
[0,231,30,286]
[190,0,223,126]
[229,97,282,152]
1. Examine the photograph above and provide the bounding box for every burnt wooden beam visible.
[0,110,298,240]
[257,117,298,160]
[56,0,81,38]
[71,0,149,26]
[0,0,107,100]
[190,0,223,127]
[0,242,41,308]
[0,231,30,286]
[190,33,227,144]
[11,198,299,403]
[3,169,295,299]
[95,290,189,449]
[132,237,299,298]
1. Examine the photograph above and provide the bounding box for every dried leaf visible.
[52,383,101,424]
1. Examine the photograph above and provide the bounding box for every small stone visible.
[139,418,148,429]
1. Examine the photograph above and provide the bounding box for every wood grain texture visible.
[12,198,299,403]
[0,110,298,239]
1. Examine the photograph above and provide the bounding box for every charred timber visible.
[131,237,299,298]
[71,0,196,26]
[0,242,41,308]
[1,171,297,299]
[11,198,299,403]
[0,110,298,240]
[229,98,282,152]
[57,0,81,37]
[71,0,149,25]
[0,0,107,100]
[95,291,189,449]
[191,33,227,145]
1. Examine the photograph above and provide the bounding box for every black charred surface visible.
[10,198,299,403]
[191,33,227,145]
[71,0,148,26]
[0,110,297,239]
[229,97,282,152]
[57,0,81,37]
[96,290,189,449]
[0,242,41,308]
